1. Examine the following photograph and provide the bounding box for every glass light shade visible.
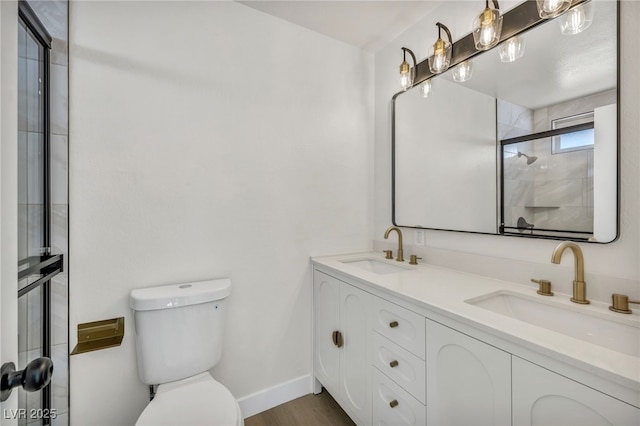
[420,80,432,98]
[498,36,526,63]
[536,0,572,19]
[428,39,452,74]
[473,8,503,51]
[399,60,413,91]
[560,2,594,35]
[452,61,473,82]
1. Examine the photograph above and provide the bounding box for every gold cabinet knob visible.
[389,321,399,328]
[383,250,393,259]
[531,279,553,296]
[389,399,399,408]
[389,360,399,368]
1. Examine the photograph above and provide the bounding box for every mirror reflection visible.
[393,0,618,242]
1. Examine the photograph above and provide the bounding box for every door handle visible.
[1,357,53,402]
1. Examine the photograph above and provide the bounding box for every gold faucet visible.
[551,242,590,304]
[384,226,404,262]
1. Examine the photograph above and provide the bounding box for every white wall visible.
[374,1,640,293]
[69,1,373,424]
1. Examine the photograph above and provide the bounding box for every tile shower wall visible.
[499,91,616,235]
[498,99,535,230]
[497,99,533,140]
[533,90,617,132]
[528,90,616,234]
[26,1,69,424]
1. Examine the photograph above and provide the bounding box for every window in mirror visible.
[552,112,594,153]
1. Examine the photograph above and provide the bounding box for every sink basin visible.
[340,259,411,275]
[466,291,640,357]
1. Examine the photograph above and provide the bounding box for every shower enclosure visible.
[17,2,63,424]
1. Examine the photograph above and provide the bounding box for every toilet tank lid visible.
[129,278,231,311]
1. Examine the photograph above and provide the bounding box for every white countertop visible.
[312,252,640,394]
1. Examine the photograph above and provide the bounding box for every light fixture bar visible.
[409,0,589,89]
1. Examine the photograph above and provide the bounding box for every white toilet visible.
[129,278,243,426]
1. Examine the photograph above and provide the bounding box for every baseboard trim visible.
[237,374,313,419]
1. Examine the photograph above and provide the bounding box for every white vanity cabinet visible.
[426,319,512,425]
[313,270,372,425]
[312,258,640,426]
[512,357,640,425]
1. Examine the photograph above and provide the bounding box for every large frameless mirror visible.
[392,0,618,242]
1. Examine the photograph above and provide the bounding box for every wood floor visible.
[244,391,355,426]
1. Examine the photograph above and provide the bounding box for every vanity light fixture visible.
[420,79,432,98]
[452,60,473,82]
[428,22,453,74]
[536,0,572,19]
[560,1,594,35]
[498,36,526,63]
[473,0,503,51]
[399,47,417,91]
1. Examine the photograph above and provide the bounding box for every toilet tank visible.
[129,278,231,385]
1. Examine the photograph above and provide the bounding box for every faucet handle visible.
[531,279,554,296]
[383,250,393,259]
[609,294,640,314]
[409,255,422,265]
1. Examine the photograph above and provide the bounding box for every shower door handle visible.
[0,357,53,401]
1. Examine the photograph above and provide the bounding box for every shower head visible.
[517,152,538,165]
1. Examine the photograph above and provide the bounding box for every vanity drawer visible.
[372,367,426,426]
[372,297,425,359]
[372,331,425,404]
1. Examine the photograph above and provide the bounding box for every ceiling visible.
[237,1,442,52]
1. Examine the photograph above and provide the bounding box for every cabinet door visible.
[513,357,640,425]
[340,282,372,425]
[426,319,511,425]
[313,271,340,395]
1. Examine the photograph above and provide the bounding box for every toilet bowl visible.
[135,373,243,426]
[129,279,242,426]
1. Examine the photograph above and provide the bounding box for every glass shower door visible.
[17,3,62,425]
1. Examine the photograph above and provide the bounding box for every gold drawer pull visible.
[389,399,399,408]
[389,321,399,328]
[389,360,399,368]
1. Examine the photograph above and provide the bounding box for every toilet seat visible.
[135,372,243,426]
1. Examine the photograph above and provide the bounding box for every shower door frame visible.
[17,1,62,424]
[499,121,596,239]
